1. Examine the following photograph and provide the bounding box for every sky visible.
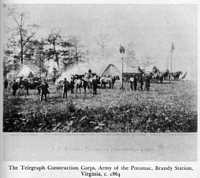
[3,4,197,80]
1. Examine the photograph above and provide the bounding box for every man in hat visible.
[133,75,138,91]
[92,74,98,95]
[63,78,68,98]
[40,79,49,101]
[4,78,8,90]
[12,79,18,96]
[130,77,134,91]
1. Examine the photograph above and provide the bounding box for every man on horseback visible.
[88,69,93,78]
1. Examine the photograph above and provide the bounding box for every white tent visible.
[17,64,40,78]
[101,64,121,77]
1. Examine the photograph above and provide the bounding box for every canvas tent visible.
[101,64,121,77]
[17,64,40,78]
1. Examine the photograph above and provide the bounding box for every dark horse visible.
[170,71,183,80]
[152,66,170,83]
[20,77,42,95]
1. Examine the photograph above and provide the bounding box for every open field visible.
[3,80,197,132]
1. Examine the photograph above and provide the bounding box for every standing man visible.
[133,75,138,91]
[40,79,49,101]
[130,77,134,91]
[4,78,8,90]
[70,76,75,94]
[92,75,98,95]
[63,78,68,98]
[139,74,144,90]
[12,79,18,96]
[145,75,151,91]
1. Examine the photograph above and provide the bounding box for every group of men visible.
[129,74,151,91]
[62,69,99,98]
[5,69,151,102]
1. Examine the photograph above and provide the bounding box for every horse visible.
[152,66,169,83]
[100,76,112,88]
[170,71,183,80]
[81,73,100,93]
[74,78,83,94]
[162,69,170,80]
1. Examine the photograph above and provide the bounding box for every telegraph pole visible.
[170,51,172,72]
[119,45,125,89]
[170,42,175,72]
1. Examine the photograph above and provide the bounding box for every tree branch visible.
[23,33,35,46]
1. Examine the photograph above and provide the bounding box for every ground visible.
[3,80,197,132]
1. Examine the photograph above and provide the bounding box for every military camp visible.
[3,5,197,132]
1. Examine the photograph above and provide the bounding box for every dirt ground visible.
[3,80,197,132]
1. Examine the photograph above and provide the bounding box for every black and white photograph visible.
[2,4,197,133]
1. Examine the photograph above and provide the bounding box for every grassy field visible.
[3,80,197,132]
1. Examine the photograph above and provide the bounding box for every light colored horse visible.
[100,76,112,88]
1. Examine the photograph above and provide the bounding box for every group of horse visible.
[4,77,42,96]
[5,66,184,97]
[124,66,183,84]
[56,73,120,95]
[151,66,183,83]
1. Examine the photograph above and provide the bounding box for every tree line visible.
[4,7,87,77]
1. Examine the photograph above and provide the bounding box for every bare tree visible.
[10,11,39,64]
[60,36,86,68]
[46,31,62,67]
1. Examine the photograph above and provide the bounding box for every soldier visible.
[130,77,134,91]
[70,76,75,94]
[145,76,151,91]
[92,75,98,95]
[40,80,49,101]
[4,78,8,90]
[12,79,18,96]
[23,79,29,95]
[63,78,68,98]
[88,69,93,78]
[139,74,144,90]
[133,75,138,91]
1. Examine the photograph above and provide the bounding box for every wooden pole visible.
[170,50,173,72]
[119,45,125,89]
[121,56,124,89]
